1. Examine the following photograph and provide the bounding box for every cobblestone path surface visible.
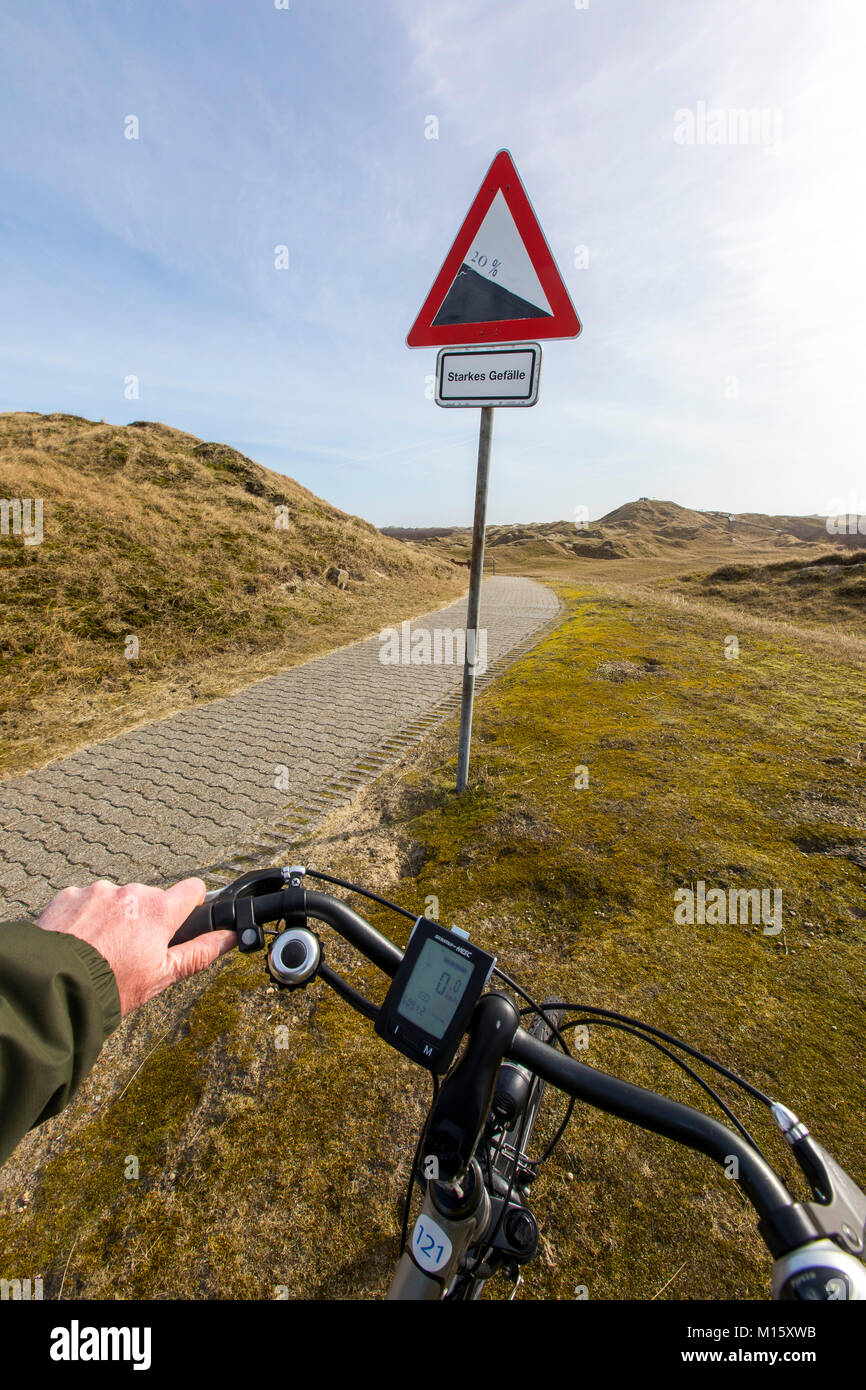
[0,577,560,919]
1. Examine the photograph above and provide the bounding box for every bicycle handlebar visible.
[170,900,215,945]
[507,1030,818,1256]
[172,872,865,1284]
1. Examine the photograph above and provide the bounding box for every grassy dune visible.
[0,412,463,776]
[667,551,866,631]
[384,498,862,576]
[2,582,863,1299]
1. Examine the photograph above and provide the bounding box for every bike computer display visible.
[375,917,496,1074]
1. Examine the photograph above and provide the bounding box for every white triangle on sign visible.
[461,191,552,315]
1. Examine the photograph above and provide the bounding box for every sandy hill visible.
[383,497,863,568]
[0,412,462,774]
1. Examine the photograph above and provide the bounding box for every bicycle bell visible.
[267,927,321,988]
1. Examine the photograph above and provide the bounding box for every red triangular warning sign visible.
[407,150,581,348]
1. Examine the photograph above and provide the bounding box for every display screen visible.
[396,938,473,1040]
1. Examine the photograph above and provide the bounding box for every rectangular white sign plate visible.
[435,343,541,408]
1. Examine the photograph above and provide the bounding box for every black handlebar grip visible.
[168,902,216,948]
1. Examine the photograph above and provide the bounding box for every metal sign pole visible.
[456,405,494,792]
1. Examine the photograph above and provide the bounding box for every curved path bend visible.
[0,577,560,920]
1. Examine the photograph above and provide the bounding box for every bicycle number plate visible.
[375,917,496,1074]
[411,1215,453,1276]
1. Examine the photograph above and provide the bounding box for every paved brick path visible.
[0,577,559,920]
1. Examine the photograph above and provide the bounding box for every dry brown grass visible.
[428,518,866,659]
[664,552,866,632]
[595,579,866,667]
[0,412,464,776]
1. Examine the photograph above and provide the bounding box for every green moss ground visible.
[1,584,863,1299]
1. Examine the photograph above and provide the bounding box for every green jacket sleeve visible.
[0,921,122,1165]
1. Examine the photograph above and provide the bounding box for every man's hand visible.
[35,878,237,1017]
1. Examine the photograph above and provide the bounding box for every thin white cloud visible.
[1,0,864,524]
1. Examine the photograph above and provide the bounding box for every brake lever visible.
[168,867,299,948]
[773,1103,866,1258]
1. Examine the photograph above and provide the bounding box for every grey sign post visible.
[435,345,542,791]
[456,405,494,793]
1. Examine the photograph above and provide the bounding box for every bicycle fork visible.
[387,1161,491,1299]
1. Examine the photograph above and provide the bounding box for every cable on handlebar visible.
[452,1075,536,1296]
[495,967,572,1057]
[520,998,779,1167]
[492,972,576,1165]
[521,1001,774,1107]
[493,969,577,1164]
[303,867,417,921]
[399,1072,441,1256]
[558,1017,771,1164]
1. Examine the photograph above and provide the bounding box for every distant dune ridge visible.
[382,497,865,639]
[383,497,864,563]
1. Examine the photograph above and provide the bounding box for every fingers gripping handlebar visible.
[170,899,218,946]
[170,875,404,976]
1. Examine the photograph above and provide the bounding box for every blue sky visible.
[1,0,863,526]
